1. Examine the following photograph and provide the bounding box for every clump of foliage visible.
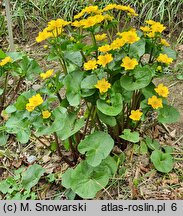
[0,4,179,199]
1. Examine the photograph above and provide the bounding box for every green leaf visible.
[100,156,118,176]
[0,88,3,96]
[145,137,160,150]
[64,51,83,67]
[141,82,156,98]
[78,131,114,167]
[5,105,17,113]
[7,52,24,61]
[63,71,83,106]
[97,93,123,116]
[150,150,174,173]
[15,95,28,110]
[16,129,31,144]
[129,39,146,58]
[15,90,35,110]
[158,104,180,124]
[97,110,117,127]
[0,180,10,194]
[0,132,9,146]
[5,114,28,131]
[57,113,85,140]
[120,66,153,91]
[163,146,173,154]
[0,49,6,59]
[162,47,177,60]
[140,141,148,154]
[22,164,45,190]
[16,56,42,80]
[119,129,139,143]
[81,75,98,89]
[62,157,117,199]
[35,106,67,136]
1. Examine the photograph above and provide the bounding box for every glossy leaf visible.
[97,93,123,116]
[120,66,153,91]
[120,129,139,143]
[158,104,180,124]
[150,150,174,173]
[78,131,114,167]
[22,164,45,190]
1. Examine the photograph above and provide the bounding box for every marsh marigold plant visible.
[2,3,179,200]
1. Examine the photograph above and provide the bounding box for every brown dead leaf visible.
[12,159,22,168]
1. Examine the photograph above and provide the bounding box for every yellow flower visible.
[157,53,173,64]
[151,22,166,33]
[119,30,140,44]
[95,33,107,41]
[83,5,99,13]
[98,44,112,53]
[47,19,70,31]
[0,56,13,66]
[145,20,157,25]
[143,20,166,38]
[95,78,111,94]
[121,56,138,70]
[28,94,43,107]
[146,31,155,38]
[44,45,48,49]
[42,110,51,119]
[103,14,114,21]
[72,20,83,28]
[156,66,162,72]
[40,69,54,80]
[82,15,105,28]
[110,38,125,50]
[36,30,52,43]
[115,5,138,16]
[155,83,169,98]
[129,109,143,121]
[51,27,63,37]
[74,11,85,20]
[84,60,97,70]
[160,39,170,47]
[102,4,117,11]
[97,53,113,67]
[148,95,163,109]
[74,6,100,20]
[26,103,35,112]
[140,26,151,32]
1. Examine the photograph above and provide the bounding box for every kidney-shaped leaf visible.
[97,93,123,116]
[22,164,45,190]
[119,129,139,143]
[120,66,152,91]
[150,150,174,173]
[158,104,180,124]
[62,157,117,199]
[78,131,114,167]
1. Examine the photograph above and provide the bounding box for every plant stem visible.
[5,77,23,108]
[54,132,75,167]
[56,92,62,103]
[68,137,79,162]
[31,133,49,149]
[91,32,98,58]
[80,50,87,62]
[82,104,93,140]
[0,72,9,114]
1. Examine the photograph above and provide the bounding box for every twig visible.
[172,134,183,145]
[5,77,23,108]
[31,133,49,148]
[5,0,15,51]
